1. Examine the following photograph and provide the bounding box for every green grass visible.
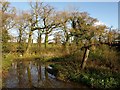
[69,68,120,88]
[2,43,120,88]
[48,46,120,88]
[51,62,120,88]
[2,53,15,71]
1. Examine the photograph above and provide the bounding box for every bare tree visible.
[0,1,16,53]
[15,11,30,55]
[59,11,71,48]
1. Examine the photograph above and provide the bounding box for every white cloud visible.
[94,21,106,26]
[94,21,117,30]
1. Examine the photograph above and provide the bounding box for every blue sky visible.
[10,2,118,29]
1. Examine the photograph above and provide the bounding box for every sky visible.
[8,1,119,43]
[7,0,120,2]
[10,2,118,29]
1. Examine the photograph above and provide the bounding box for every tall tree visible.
[24,2,44,55]
[69,11,107,69]
[24,15,35,55]
[15,11,30,55]
[0,1,16,53]
[59,11,71,48]
[40,4,56,48]
[29,2,43,48]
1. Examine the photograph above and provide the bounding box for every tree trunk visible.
[18,29,22,54]
[63,42,67,48]
[44,33,48,49]
[81,47,90,69]
[38,34,42,48]
[24,30,33,55]
[63,35,69,48]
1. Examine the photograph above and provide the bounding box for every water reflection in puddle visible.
[3,60,87,88]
